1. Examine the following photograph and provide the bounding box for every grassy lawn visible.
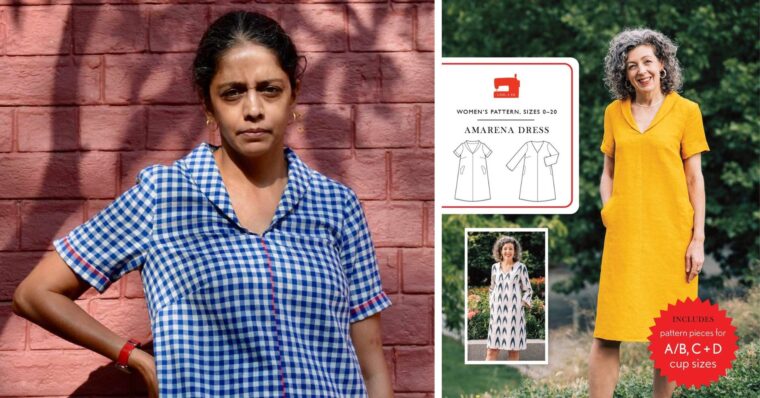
[442,335,522,397]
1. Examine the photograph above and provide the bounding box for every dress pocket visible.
[676,197,695,228]
[600,197,616,228]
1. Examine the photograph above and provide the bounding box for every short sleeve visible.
[339,190,391,323]
[453,143,464,157]
[600,104,615,157]
[681,102,710,159]
[53,167,156,293]
[482,143,493,158]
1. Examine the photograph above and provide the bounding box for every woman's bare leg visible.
[653,367,676,397]
[507,350,519,361]
[589,337,621,397]
[486,348,500,360]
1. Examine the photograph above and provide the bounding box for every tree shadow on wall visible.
[1,2,403,396]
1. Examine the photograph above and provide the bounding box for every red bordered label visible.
[648,297,739,389]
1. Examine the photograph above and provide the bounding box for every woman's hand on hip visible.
[131,349,159,398]
[685,239,705,283]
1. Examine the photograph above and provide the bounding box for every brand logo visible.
[494,75,520,98]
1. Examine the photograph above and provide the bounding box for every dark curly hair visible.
[604,28,682,100]
[492,236,522,263]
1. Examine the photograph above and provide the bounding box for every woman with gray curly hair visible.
[485,236,533,361]
[589,28,709,397]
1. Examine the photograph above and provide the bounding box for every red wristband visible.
[115,338,141,373]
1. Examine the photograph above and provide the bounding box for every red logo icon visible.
[648,297,739,389]
[494,74,520,98]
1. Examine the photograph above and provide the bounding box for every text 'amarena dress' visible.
[487,262,533,350]
[595,92,709,342]
[54,143,391,397]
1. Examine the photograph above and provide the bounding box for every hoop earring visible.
[660,69,667,79]
[292,111,301,122]
[205,117,217,131]
[625,80,633,90]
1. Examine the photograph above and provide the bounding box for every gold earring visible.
[292,111,301,121]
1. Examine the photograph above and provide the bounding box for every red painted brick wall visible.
[0,2,434,396]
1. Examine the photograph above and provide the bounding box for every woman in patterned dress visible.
[486,236,533,361]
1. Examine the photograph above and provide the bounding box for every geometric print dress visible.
[487,262,533,350]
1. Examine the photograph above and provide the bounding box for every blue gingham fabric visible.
[54,143,391,397]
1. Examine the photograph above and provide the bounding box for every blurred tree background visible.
[441,0,758,333]
[467,230,546,286]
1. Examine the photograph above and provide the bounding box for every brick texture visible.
[0,56,101,105]
[80,106,146,150]
[0,2,434,396]
[0,108,12,152]
[0,201,19,250]
[17,107,78,152]
[73,6,148,54]
[349,5,414,51]
[5,6,71,55]
[356,104,417,148]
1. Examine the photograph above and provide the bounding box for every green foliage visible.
[443,0,760,293]
[466,287,545,340]
[466,231,546,286]
[501,340,760,397]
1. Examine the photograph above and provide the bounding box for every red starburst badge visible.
[648,297,738,389]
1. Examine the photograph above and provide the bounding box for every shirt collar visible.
[177,143,312,233]
[621,91,678,133]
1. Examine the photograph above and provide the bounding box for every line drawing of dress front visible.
[506,140,559,202]
[453,140,492,202]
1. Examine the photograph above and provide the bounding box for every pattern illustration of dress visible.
[595,92,709,342]
[453,140,492,201]
[506,141,559,202]
[487,262,533,350]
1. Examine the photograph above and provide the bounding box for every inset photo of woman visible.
[464,228,548,364]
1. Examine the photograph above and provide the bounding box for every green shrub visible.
[467,287,545,340]
[500,340,760,397]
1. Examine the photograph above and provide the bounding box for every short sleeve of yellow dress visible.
[595,92,709,342]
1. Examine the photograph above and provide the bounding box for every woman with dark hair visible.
[485,235,532,361]
[589,28,709,397]
[12,11,393,397]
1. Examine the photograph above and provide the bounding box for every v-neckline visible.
[622,92,677,134]
[465,140,481,153]
[499,262,516,274]
[530,141,544,152]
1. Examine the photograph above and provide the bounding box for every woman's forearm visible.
[350,314,393,397]
[12,253,149,371]
[687,175,706,241]
[684,155,706,241]
[14,288,125,362]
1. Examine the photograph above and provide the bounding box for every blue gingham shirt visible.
[54,143,391,397]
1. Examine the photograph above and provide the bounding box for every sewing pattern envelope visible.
[506,141,559,202]
[454,140,493,202]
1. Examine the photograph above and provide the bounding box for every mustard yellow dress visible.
[595,92,709,342]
